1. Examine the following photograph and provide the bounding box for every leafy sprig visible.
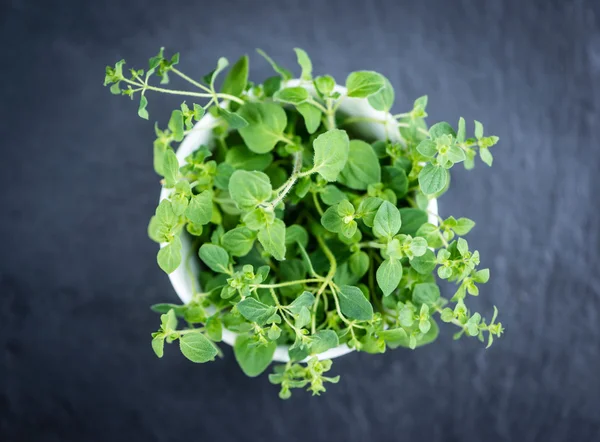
[106,47,503,398]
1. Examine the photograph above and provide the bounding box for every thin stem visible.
[329,283,353,327]
[124,79,245,105]
[341,116,387,126]
[171,67,212,93]
[306,97,328,114]
[312,191,324,216]
[269,151,303,208]
[254,278,323,289]
[358,241,385,249]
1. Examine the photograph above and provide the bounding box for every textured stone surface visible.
[1,0,599,440]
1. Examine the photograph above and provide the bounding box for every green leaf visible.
[179,333,218,363]
[356,197,384,227]
[198,244,230,273]
[412,283,440,305]
[418,163,449,195]
[410,249,436,274]
[237,298,277,325]
[345,71,385,98]
[314,75,335,96]
[287,291,316,315]
[185,191,213,225]
[274,87,309,104]
[417,139,437,158]
[367,76,394,111]
[294,48,313,80]
[210,57,229,89]
[263,76,282,97]
[229,170,272,209]
[320,205,343,233]
[168,110,185,142]
[157,236,182,273]
[320,185,347,206]
[243,207,274,231]
[338,285,373,321]
[312,129,350,182]
[221,226,256,257]
[373,201,401,239]
[151,334,165,357]
[379,328,408,346]
[258,218,286,261]
[256,49,293,80]
[474,120,484,139]
[285,225,309,248]
[398,208,428,236]
[221,55,248,97]
[338,140,381,190]
[234,334,276,377]
[296,103,322,134]
[429,122,456,139]
[225,145,273,171]
[214,163,235,190]
[453,217,476,235]
[138,95,149,119]
[376,258,402,296]
[349,251,369,278]
[205,316,223,342]
[217,107,248,129]
[387,321,439,349]
[480,147,493,166]
[162,149,180,188]
[457,117,466,143]
[381,166,408,199]
[237,102,287,153]
[310,330,339,354]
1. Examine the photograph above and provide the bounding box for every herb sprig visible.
[105,47,503,399]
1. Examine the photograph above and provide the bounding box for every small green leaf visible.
[179,333,218,363]
[417,140,437,158]
[151,335,165,357]
[338,285,373,321]
[367,76,394,111]
[410,249,437,274]
[237,102,287,153]
[221,55,249,97]
[453,217,476,235]
[398,208,428,236]
[258,218,286,261]
[320,185,347,206]
[376,258,402,296]
[314,75,335,96]
[185,191,213,225]
[234,334,276,377]
[229,170,272,209]
[221,226,256,257]
[168,110,185,142]
[321,205,343,233]
[162,149,180,188]
[225,145,273,171]
[287,291,316,315]
[138,95,149,119]
[418,163,449,195]
[310,330,339,354]
[412,283,440,305]
[349,251,369,278]
[474,120,484,139]
[217,107,249,129]
[256,49,293,80]
[373,201,401,239]
[294,48,313,80]
[198,244,230,273]
[457,117,466,143]
[274,87,309,104]
[237,298,277,325]
[285,225,309,248]
[157,236,182,273]
[312,129,350,182]
[205,316,223,342]
[480,147,493,166]
[296,103,322,134]
[429,122,456,139]
[338,140,381,190]
[345,71,385,98]
[356,197,384,227]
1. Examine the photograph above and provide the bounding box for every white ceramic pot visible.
[159,80,439,362]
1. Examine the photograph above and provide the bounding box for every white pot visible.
[159,80,439,362]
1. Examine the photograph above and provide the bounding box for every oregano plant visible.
[105,47,503,399]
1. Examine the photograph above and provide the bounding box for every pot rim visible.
[159,79,439,362]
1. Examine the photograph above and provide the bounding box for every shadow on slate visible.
[1,0,599,441]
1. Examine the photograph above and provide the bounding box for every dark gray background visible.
[1,0,599,440]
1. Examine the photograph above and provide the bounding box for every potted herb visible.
[104,48,504,398]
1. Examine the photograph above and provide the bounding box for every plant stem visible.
[123,78,245,105]
[171,67,212,93]
[255,278,323,289]
[269,151,303,208]
[358,241,385,249]
[312,191,324,216]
